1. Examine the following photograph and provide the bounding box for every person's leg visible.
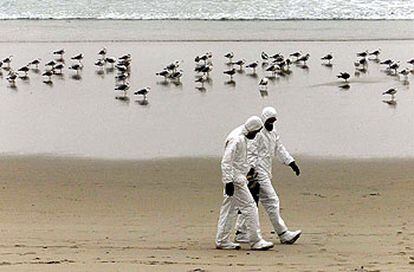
[259,179,288,235]
[233,180,262,245]
[216,193,238,245]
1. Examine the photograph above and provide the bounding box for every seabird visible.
[369,49,381,59]
[28,59,41,68]
[53,49,65,58]
[166,60,181,72]
[2,55,13,68]
[297,53,310,64]
[380,59,393,68]
[382,88,397,99]
[407,59,414,67]
[261,52,269,62]
[45,60,57,67]
[224,52,234,63]
[105,57,116,67]
[321,54,333,64]
[68,63,82,74]
[42,70,53,81]
[258,77,269,90]
[246,61,259,73]
[195,75,207,86]
[118,59,131,68]
[223,68,236,80]
[389,62,399,73]
[232,59,245,70]
[115,83,129,92]
[156,70,170,80]
[119,54,131,61]
[357,51,368,58]
[53,63,64,74]
[94,59,105,69]
[6,71,17,84]
[195,53,209,63]
[169,70,183,81]
[71,53,84,64]
[115,64,128,73]
[134,87,150,99]
[17,65,29,75]
[399,69,410,81]
[115,72,129,83]
[98,47,107,59]
[337,72,350,82]
[289,52,301,60]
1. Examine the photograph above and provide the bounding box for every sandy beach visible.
[0,155,413,271]
[0,19,413,271]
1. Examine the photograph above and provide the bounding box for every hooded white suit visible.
[215,117,264,247]
[236,107,294,235]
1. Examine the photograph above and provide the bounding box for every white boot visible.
[279,230,302,244]
[234,231,250,243]
[251,239,274,250]
[216,241,241,250]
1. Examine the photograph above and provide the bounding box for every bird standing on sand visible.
[382,88,397,99]
[28,59,41,69]
[369,49,381,59]
[297,53,310,65]
[380,59,393,68]
[289,51,301,60]
[246,61,258,73]
[2,55,13,68]
[42,70,53,82]
[337,72,350,82]
[134,87,150,99]
[53,49,65,58]
[232,59,245,70]
[98,48,107,59]
[357,51,368,58]
[169,70,183,82]
[224,52,234,63]
[71,53,84,65]
[195,75,207,87]
[115,83,130,101]
[68,63,82,74]
[321,54,333,64]
[258,77,269,90]
[223,68,236,80]
[261,51,269,62]
[94,59,105,70]
[105,57,116,67]
[156,70,170,80]
[6,71,17,84]
[17,66,29,77]
[53,63,64,74]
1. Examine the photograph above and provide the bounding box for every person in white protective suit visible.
[235,107,302,245]
[215,116,274,250]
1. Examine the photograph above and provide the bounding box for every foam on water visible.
[0,0,413,20]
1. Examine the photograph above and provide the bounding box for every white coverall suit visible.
[236,109,294,236]
[215,125,264,246]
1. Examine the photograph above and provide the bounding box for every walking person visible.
[215,116,274,250]
[235,107,302,245]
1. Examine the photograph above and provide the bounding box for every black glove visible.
[225,182,234,196]
[246,167,258,182]
[248,180,260,205]
[289,161,300,176]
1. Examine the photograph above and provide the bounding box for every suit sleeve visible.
[274,132,294,165]
[221,139,238,184]
[248,134,262,169]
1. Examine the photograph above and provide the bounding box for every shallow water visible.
[1,0,414,20]
[0,21,413,159]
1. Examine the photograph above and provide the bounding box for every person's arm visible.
[221,139,238,185]
[274,132,300,176]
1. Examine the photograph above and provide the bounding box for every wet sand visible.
[0,155,413,271]
[0,20,414,159]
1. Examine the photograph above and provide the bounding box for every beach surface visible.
[0,20,414,271]
[0,155,413,271]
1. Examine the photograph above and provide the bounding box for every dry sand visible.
[0,155,413,271]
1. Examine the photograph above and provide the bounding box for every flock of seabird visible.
[1,47,413,106]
